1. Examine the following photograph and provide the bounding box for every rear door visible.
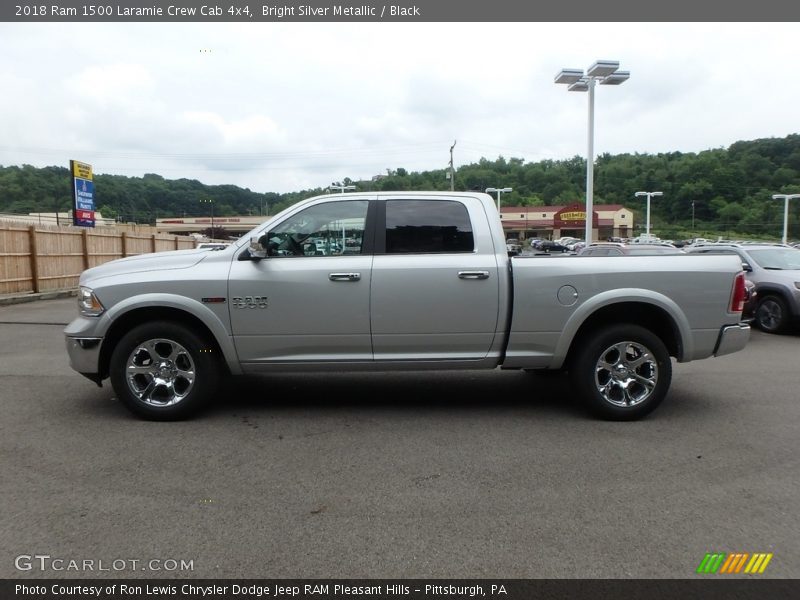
[370,196,501,361]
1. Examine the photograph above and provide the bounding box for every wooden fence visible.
[0,222,196,295]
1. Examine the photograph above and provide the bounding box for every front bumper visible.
[714,323,751,357]
[65,315,107,384]
[65,336,104,385]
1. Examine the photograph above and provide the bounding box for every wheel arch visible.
[98,305,237,380]
[555,298,685,370]
[755,285,797,312]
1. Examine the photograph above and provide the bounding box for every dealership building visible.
[499,203,635,241]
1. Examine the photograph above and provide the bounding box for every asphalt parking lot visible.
[1,298,798,579]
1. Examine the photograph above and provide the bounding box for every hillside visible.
[1,133,799,240]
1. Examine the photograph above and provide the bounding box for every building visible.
[499,203,634,241]
[156,215,265,235]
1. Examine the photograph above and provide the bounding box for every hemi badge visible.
[201,297,227,304]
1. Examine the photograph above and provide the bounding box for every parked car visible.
[530,238,547,250]
[570,241,586,253]
[555,236,580,247]
[578,242,683,256]
[506,238,522,255]
[630,234,663,244]
[537,240,570,253]
[685,243,800,333]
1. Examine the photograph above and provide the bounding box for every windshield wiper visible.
[762,266,784,270]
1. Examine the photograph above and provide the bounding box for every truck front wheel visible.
[572,324,671,421]
[109,321,220,420]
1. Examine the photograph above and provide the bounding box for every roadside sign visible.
[70,160,95,227]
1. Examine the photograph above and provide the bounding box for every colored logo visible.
[696,552,773,574]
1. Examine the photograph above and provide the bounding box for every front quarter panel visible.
[69,254,241,376]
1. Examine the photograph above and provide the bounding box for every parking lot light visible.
[486,187,513,211]
[555,60,630,244]
[772,193,800,244]
[635,191,663,238]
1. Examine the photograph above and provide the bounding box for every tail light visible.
[729,272,747,313]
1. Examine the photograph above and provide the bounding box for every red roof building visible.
[499,203,634,241]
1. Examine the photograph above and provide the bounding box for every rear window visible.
[385,200,474,254]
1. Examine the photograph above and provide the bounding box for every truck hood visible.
[80,249,209,284]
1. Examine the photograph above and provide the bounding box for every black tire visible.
[571,324,672,421]
[755,295,789,334]
[109,321,220,420]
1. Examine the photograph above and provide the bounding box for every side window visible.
[267,200,368,257]
[385,200,474,254]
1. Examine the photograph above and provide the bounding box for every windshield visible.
[747,248,800,270]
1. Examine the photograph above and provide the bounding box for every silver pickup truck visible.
[65,192,750,421]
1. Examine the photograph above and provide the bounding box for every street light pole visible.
[486,187,512,211]
[330,182,356,194]
[555,61,630,245]
[449,140,457,192]
[200,198,214,239]
[586,77,595,242]
[635,191,663,238]
[772,193,800,245]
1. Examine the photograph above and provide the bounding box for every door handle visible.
[458,271,490,280]
[329,272,361,281]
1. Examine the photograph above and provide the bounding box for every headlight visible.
[78,286,105,317]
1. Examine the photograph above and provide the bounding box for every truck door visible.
[228,199,374,366]
[370,197,502,362]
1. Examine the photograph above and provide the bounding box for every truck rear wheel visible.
[572,324,671,421]
[109,321,220,420]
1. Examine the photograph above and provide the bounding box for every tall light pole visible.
[635,191,663,238]
[486,187,512,211]
[449,140,457,191]
[555,61,630,244]
[200,198,214,239]
[772,193,799,245]
[330,182,356,193]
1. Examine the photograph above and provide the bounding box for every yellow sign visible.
[72,161,92,180]
[560,211,586,221]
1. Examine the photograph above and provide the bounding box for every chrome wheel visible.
[125,338,196,407]
[594,341,658,408]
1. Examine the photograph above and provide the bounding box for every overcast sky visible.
[1,22,798,194]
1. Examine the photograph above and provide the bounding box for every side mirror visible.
[742,262,753,272]
[249,236,268,260]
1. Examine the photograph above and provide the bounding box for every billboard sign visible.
[70,160,95,227]
[554,203,598,228]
